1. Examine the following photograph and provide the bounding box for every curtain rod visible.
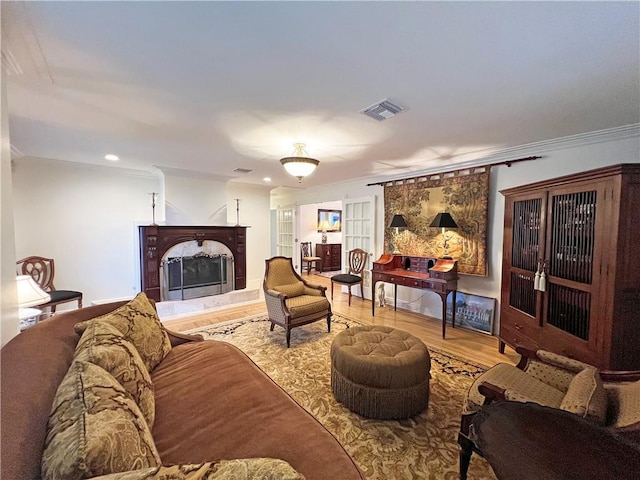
[366,155,542,187]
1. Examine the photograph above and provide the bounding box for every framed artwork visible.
[446,291,495,335]
[317,209,342,232]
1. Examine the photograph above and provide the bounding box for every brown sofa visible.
[1,300,364,480]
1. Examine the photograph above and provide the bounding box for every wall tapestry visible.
[383,167,489,276]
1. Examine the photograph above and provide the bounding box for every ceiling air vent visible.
[233,168,253,174]
[360,98,405,121]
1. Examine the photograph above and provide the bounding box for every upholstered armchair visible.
[263,256,332,347]
[458,347,640,480]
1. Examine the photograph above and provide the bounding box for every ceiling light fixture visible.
[104,154,119,161]
[280,143,319,183]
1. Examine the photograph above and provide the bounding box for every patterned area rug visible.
[187,314,496,480]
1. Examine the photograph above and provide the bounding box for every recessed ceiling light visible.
[263,177,271,182]
[104,154,119,161]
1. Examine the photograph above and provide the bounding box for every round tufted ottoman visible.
[330,325,431,419]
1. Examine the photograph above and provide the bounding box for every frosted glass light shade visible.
[16,275,51,307]
[280,157,319,179]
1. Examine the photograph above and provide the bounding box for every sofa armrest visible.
[301,280,327,295]
[477,382,508,404]
[165,329,204,348]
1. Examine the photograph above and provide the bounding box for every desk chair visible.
[331,248,367,306]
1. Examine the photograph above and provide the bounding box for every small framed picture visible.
[446,291,495,335]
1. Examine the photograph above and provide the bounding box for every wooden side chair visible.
[16,256,83,313]
[300,242,321,275]
[331,248,368,306]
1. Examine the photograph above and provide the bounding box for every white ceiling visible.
[3,1,639,191]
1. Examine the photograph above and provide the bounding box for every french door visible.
[342,196,375,297]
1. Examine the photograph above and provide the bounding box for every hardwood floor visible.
[163,273,520,368]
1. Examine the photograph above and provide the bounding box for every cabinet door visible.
[540,183,608,362]
[500,192,547,349]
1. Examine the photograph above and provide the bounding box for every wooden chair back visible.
[16,256,56,291]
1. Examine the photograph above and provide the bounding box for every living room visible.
[2,2,640,479]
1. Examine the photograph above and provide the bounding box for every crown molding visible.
[13,156,157,179]
[359,123,640,187]
[154,165,236,183]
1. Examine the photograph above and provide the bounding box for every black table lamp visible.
[429,212,458,255]
[389,214,408,254]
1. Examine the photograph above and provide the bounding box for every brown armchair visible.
[458,346,640,479]
[263,256,332,347]
[16,256,83,313]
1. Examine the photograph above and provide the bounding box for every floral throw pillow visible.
[75,292,171,372]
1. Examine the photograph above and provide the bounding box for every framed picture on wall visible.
[317,209,342,232]
[445,291,495,335]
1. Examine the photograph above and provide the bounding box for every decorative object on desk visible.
[429,212,458,256]
[280,143,319,182]
[388,214,408,254]
[445,292,495,335]
[317,209,341,232]
[148,192,158,225]
[383,166,489,276]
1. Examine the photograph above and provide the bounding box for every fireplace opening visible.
[167,254,228,291]
[160,240,235,301]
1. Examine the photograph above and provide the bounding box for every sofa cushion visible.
[75,292,171,371]
[75,322,155,427]
[274,281,306,297]
[42,360,161,480]
[150,341,362,480]
[81,459,304,479]
[560,367,607,424]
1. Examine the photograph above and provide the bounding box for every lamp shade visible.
[16,275,51,308]
[280,143,319,182]
[389,214,408,228]
[429,212,458,229]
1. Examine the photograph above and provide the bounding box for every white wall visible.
[164,172,227,225]
[12,159,161,307]
[226,182,273,290]
[10,160,274,309]
[275,128,640,332]
[1,65,18,346]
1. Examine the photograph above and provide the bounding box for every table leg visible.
[394,284,397,311]
[371,280,377,316]
[441,294,447,339]
[452,290,457,328]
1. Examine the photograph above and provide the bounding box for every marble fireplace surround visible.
[139,225,248,302]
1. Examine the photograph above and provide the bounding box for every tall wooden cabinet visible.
[316,243,342,272]
[499,164,640,370]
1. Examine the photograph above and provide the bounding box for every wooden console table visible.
[371,254,459,338]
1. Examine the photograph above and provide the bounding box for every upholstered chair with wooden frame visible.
[263,256,332,348]
[331,248,368,306]
[300,242,321,275]
[458,346,640,480]
[16,256,83,313]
